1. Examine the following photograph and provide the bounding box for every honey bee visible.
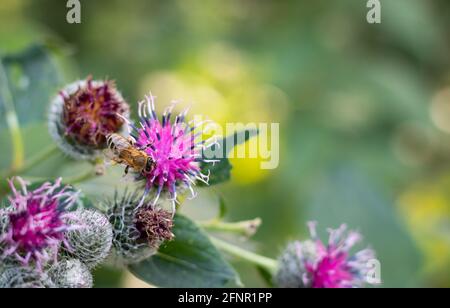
[105,133,155,176]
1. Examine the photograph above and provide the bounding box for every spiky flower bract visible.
[275,222,376,288]
[0,178,80,270]
[0,266,54,288]
[64,209,113,269]
[104,190,174,266]
[121,94,217,211]
[135,207,174,248]
[48,259,93,288]
[0,206,13,269]
[0,205,10,244]
[275,241,311,288]
[49,77,130,160]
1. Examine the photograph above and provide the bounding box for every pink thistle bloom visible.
[119,94,218,212]
[0,178,80,270]
[275,222,377,288]
[303,222,376,288]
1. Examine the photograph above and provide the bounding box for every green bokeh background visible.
[1,0,450,287]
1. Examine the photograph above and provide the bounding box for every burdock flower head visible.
[105,190,174,266]
[63,209,113,269]
[0,178,80,270]
[49,77,130,160]
[48,259,93,288]
[275,222,376,288]
[119,94,216,211]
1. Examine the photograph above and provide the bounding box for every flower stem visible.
[20,144,59,174]
[66,169,98,184]
[199,218,262,237]
[210,236,278,274]
[0,59,24,171]
[4,144,60,178]
[0,169,98,196]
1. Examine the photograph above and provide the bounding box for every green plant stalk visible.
[0,159,102,199]
[18,144,59,174]
[210,236,278,275]
[6,113,25,170]
[3,144,60,178]
[0,60,25,170]
[2,167,98,190]
[200,218,262,237]
[66,169,98,184]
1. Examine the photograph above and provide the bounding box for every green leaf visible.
[0,123,71,197]
[218,195,228,219]
[256,265,274,288]
[92,266,125,288]
[129,214,240,288]
[0,44,64,173]
[199,128,259,186]
[201,157,232,186]
[0,56,24,170]
[0,44,62,125]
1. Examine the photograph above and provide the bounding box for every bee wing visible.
[103,149,119,165]
[114,135,132,148]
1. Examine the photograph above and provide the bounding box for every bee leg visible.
[123,165,130,177]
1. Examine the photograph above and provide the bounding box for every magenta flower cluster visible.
[122,95,212,210]
[304,222,375,288]
[276,222,376,288]
[0,178,79,270]
[0,75,381,288]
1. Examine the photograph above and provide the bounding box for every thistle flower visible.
[49,77,130,160]
[0,266,54,288]
[104,190,174,266]
[119,94,217,211]
[64,209,113,269]
[275,222,376,288]
[0,178,80,270]
[48,259,93,288]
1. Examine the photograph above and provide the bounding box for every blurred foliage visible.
[1,0,450,287]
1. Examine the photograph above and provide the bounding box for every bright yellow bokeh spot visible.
[398,179,450,274]
[229,136,272,185]
[0,0,23,13]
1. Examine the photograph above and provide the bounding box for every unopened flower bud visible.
[64,209,113,268]
[0,267,54,288]
[104,191,173,266]
[48,259,93,288]
[275,241,311,288]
